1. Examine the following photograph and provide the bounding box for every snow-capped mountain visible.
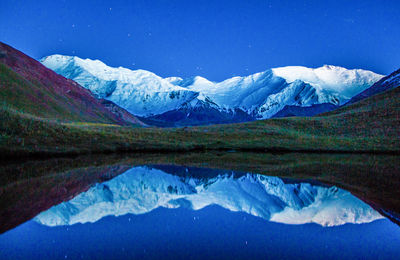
[41,55,383,125]
[34,166,383,227]
[175,72,319,118]
[272,65,381,102]
[346,68,400,105]
[40,55,198,117]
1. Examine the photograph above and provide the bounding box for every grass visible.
[1,85,399,158]
[0,62,126,124]
[1,53,399,157]
[63,122,122,128]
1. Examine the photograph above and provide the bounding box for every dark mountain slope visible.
[140,99,253,127]
[272,103,338,118]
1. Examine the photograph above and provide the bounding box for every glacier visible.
[34,166,383,227]
[41,55,384,123]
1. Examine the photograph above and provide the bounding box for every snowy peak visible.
[41,55,199,116]
[272,65,384,101]
[254,80,320,118]
[346,68,400,105]
[42,55,159,84]
[175,76,215,91]
[41,55,186,92]
[34,166,383,227]
[165,76,183,85]
[185,70,288,110]
[171,65,381,111]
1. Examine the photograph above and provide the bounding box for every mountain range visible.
[41,55,383,126]
[1,41,399,157]
[34,166,383,227]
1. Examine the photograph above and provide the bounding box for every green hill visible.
[1,85,399,158]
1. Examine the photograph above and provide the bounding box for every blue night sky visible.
[1,0,399,81]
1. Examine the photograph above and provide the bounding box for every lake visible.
[1,153,399,259]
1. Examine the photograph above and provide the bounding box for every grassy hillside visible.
[0,63,115,123]
[1,85,399,158]
[0,42,143,125]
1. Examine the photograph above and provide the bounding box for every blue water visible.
[1,206,400,259]
[1,166,400,259]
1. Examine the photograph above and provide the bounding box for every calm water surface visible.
[1,164,400,259]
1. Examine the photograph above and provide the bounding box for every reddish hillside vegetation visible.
[0,41,144,125]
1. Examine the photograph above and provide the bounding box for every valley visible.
[1,41,399,158]
[2,2,400,258]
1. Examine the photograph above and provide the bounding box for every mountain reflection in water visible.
[35,166,382,227]
[1,164,400,260]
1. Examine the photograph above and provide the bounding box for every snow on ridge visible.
[165,76,184,85]
[40,55,384,118]
[153,65,382,111]
[272,65,384,101]
[34,166,383,227]
[42,55,188,91]
[41,55,199,117]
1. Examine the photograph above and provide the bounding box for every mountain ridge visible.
[41,55,199,117]
[41,55,383,126]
